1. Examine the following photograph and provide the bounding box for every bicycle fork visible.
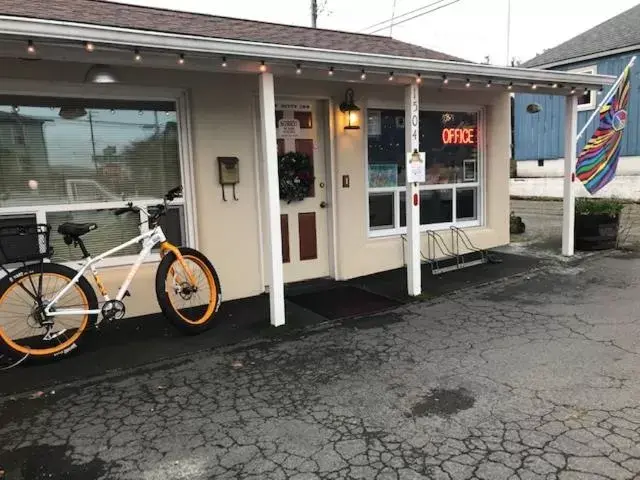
[160,242,197,287]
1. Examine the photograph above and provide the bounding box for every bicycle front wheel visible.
[0,263,98,359]
[155,247,221,334]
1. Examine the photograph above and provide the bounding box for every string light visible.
[27,40,35,54]
[221,56,228,67]
[328,66,334,76]
[584,88,589,95]
[178,53,185,65]
[570,86,576,94]
[442,75,449,85]
[388,71,394,81]
[552,82,558,88]
[296,63,302,75]
[532,83,538,90]
[84,41,94,52]
[134,48,142,62]
[416,73,422,84]
[486,80,492,88]
[465,78,471,88]
[360,69,367,80]
[259,61,267,72]
[507,82,513,90]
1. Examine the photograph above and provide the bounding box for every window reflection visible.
[0,99,180,207]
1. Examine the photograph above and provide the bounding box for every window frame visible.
[0,81,197,269]
[364,102,486,238]
[568,65,598,111]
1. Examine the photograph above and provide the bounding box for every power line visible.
[368,0,462,34]
[360,0,450,33]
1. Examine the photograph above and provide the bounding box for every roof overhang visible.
[0,14,616,93]
[524,44,640,70]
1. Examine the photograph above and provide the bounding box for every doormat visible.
[287,286,401,320]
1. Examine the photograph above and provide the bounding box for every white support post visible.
[258,73,286,326]
[405,83,421,296]
[562,94,578,256]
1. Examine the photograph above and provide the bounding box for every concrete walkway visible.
[2,252,640,479]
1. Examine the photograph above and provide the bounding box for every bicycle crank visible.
[101,300,126,321]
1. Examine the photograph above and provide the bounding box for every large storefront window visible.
[0,96,185,262]
[367,108,481,234]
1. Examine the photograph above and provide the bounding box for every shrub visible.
[575,197,624,217]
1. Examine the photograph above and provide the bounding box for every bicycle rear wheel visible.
[0,263,98,359]
[155,247,221,334]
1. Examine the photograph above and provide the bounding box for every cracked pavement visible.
[2,253,640,479]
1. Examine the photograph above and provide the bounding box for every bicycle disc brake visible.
[101,300,126,321]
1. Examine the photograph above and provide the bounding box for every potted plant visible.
[574,197,624,250]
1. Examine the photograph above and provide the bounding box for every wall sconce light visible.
[339,88,360,130]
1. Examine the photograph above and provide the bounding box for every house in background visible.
[513,3,640,199]
[0,110,49,203]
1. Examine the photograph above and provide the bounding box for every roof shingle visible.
[0,0,465,62]
[522,3,640,68]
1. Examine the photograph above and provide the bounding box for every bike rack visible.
[422,227,488,275]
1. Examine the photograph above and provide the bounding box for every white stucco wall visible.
[0,59,512,318]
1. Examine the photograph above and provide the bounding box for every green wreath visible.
[278,151,314,203]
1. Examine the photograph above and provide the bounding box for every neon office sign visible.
[441,127,476,145]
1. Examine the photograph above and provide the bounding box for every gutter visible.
[0,15,616,89]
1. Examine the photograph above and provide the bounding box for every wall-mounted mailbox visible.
[217,156,239,201]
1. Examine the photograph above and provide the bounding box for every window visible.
[569,65,597,111]
[0,96,186,263]
[367,108,482,235]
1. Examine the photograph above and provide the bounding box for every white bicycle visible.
[0,186,221,361]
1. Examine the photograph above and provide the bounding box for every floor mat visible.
[287,286,401,320]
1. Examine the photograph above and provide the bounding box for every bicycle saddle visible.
[58,223,98,238]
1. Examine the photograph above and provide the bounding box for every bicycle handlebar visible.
[165,186,183,201]
[114,205,140,216]
[113,186,182,226]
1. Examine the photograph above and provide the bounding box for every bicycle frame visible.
[44,226,169,317]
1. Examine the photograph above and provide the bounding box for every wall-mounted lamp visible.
[339,88,360,131]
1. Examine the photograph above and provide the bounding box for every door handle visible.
[320,201,328,209]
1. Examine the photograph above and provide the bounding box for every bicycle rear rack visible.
[423,227,487,275]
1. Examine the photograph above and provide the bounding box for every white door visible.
[275,100,330,283]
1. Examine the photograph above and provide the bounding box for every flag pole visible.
[576,55,636,142]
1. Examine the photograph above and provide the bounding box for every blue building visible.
[513,4,640,199]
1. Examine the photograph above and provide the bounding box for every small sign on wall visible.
[406,150,426,184]
[277,118,301,139]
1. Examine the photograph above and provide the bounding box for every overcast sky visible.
[108,0,640,65]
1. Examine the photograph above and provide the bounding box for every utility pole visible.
[389,0,397,37]
[311,0,318,28]
[506,0,511,66]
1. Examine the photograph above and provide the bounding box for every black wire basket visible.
[0,224,53,266]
